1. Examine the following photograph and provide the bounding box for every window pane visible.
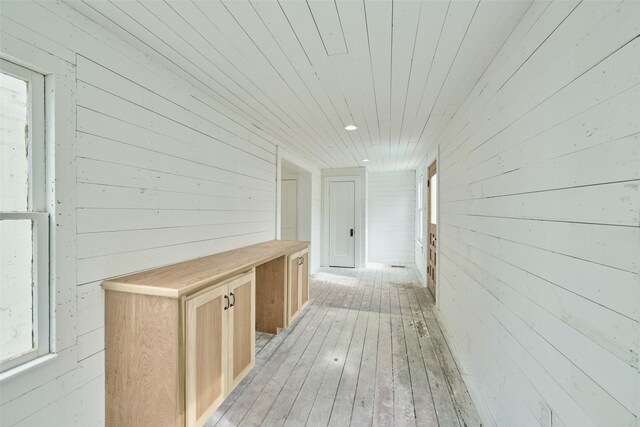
[0,219,34,363]
[0,72,29,211]
[430,174,437,225]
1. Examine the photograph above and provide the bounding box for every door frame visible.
[322,174,364,268]
[427,160,438,302]
[277,155,312,243]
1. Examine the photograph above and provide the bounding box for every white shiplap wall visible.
[368,171,415,265]
[430,2,640,427]
[0,2,320,425]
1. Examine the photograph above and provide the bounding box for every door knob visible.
[350,229,354,237]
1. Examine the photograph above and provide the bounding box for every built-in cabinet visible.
[184,272,255,426]
[103,240,309,427]
[287,248,309,324]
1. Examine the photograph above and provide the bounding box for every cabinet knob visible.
[224,295,229,310]
[229,292,235,307]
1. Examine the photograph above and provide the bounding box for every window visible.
[430,173,437,225]
[1,59,49,373]
[417,174,424,244]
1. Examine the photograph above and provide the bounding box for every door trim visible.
[427,161,437,301]
[322,173,364,268]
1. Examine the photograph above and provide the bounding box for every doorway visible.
[279,159,312,245]
[328,181,355,268]
[281,179,297,240]
[427,161,437,298]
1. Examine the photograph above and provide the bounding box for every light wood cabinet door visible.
[288,253,300,322]
[228,272,256,389]
[299,249,309,310]
[185,285,228,427]
[287,249,310,324]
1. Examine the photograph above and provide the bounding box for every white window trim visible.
[0,59,50,373]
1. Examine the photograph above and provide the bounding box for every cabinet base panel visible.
[255,256,287,333]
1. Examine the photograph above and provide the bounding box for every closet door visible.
[185,285,228,427]
[228,272,256,389]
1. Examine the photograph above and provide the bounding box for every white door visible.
[329,181,355,267]
[281,179,297,240]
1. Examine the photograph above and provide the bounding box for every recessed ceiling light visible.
[344,124,358,131]
[362,159,370,163]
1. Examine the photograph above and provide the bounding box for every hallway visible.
[208,266,480,426]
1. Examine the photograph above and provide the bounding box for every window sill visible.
[0,353,57,383]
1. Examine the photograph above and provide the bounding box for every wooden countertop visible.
[101,240,309,298]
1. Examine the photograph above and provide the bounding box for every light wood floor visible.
[207,266,481,427]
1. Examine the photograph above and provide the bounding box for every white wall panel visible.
[368,171,415,264]
[0,1,319,425]
[428,2,640,426]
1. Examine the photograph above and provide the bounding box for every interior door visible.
[185,285,228,427]
[228,272,256,389]
[427,162,437,298]
[281,179,297,240]
[329,181,355,267]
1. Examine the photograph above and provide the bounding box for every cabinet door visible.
[185,285,228,427]
[299,249,309,310]
[228,272,256,389]
[287,253,300,322]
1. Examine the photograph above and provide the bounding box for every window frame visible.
[0,59,50,373]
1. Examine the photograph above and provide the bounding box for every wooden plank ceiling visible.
[65,0,532,171]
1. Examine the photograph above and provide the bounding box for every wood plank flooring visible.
[207,266,481,427]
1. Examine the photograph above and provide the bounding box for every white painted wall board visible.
[426,2,640,426]
[281,179,297,240]
[368,171,415,264]
[0,2,319,425]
